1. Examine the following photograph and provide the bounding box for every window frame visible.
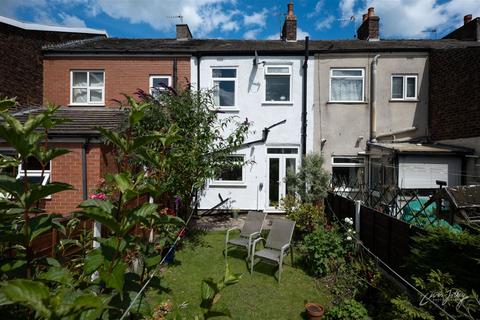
[329,68,365,103]
[70,70,105,106]
[16,160,52,199]
[264,65,293,104]
[331,156,365,191]
[149,75,172,95]
[391,74,418,100]
[211,154,246,186]
[211,67,238,110]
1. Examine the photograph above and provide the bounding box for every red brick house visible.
[2,25,193,215]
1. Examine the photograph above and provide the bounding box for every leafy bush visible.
[325,299,369,320]
[302,225,346,277]
[281,194,326,237]
[285,153,330,204]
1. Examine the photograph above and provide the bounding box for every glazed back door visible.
[266,147,298,211]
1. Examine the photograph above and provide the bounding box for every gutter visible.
[370,54,380,142]
[301,36,309,157]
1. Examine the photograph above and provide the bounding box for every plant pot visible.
[305,303,324,320]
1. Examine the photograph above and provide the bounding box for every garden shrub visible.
[282,194,326,237]
[302,225,346,277]
[325,299,369,320]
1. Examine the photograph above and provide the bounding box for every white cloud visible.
[316,15,335,30]
[243,8,268,27]
[358,0,480,38]
[339,0,356,24]
[265,27,309,40]
[221,20,239,32]
[58,13,87,27]
[307,0,325,19]
[244,28,262,40]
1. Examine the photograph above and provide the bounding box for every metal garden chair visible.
[225,211,267,259]
[250,218,295,282]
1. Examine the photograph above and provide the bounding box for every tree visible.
[133,87,250,216]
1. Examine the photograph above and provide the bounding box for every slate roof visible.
[10,106,127,137]
[43,38,480,55]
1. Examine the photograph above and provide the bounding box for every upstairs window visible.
[330,69,364,102]
[265,66,291,102]
[212,68,236,108]
[150,75,171,97]
[391,75,417,100]
[71,71,104,105]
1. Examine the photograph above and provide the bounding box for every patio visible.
[161,230,331,319]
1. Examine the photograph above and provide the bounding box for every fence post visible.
[355,200,361,236]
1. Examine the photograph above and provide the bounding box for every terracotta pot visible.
[305,303,324,319]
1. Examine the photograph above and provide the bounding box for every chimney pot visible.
[362,13,368,22]
[464,14,473,25]
[288,2,294,17]
[176,24,192,40]
[281,2,297,41]
[368,7,375,17]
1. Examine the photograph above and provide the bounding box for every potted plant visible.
[305,303,325,319]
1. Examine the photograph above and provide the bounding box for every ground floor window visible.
[212,155,245,185]
[16,157,51,186]
[332,156,365,189]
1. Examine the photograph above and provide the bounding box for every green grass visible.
[161,231,330,319]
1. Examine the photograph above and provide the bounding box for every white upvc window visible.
[70,70,105,105]
[332,156,365,189]
[16,157,51,187]
[391,74,417,100]
[211,155,245,186]
[149,75,172,97]
[330,68,365,102]
[265,65,292,103]
[212,68,237,109]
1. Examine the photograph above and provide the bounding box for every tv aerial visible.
[167,15,184,23]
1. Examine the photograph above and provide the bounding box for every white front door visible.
[266,147,299,211]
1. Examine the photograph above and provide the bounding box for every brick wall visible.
[429,47,480,141]
[43,143,105,215]
[0,23,101,105]
[43,56,191,106]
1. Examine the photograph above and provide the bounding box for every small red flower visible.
[89,193,107,200]
[177,229,186,238]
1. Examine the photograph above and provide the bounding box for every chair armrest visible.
[251,237,265,254]
[226,226,240,243]
[280,243,290,256]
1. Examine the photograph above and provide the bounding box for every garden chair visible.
[250,218,295,283]
[225,211,267,259]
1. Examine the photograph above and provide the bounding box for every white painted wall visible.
[191,55,314,211]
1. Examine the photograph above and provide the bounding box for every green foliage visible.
[407,226,480,292]
[285,153,330,204]
[302,225,346,277]
[281,194,326,237]
[199,262,242,319]
[325,299,369,320]
[133,88,250,217]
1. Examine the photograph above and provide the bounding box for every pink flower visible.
[89,193,107,201]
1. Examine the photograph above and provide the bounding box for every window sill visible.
[261,101,293,106]
[209,182,247,188]
[68,104,105,107]
[389,99,419,103]
[216,108,240,113]
[327,101,368,105]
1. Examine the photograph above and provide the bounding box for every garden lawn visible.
[161,230,330,319]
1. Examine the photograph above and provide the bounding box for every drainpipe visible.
[173,58,178,90]
[370,54,380,142]
[81,138,89,200]
[196,53,201,90]
[301,36,309,158]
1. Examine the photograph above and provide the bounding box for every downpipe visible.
[370,54,380,142]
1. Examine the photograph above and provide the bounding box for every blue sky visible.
[1,0,480,40]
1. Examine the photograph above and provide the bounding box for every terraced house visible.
[2,3,480,213]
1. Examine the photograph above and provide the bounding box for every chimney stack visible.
[357,7,380,41]
[281,2,297,41]
[464,14,473,25]
[176,24,192,40]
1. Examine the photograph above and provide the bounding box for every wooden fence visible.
[327,192,423,272]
